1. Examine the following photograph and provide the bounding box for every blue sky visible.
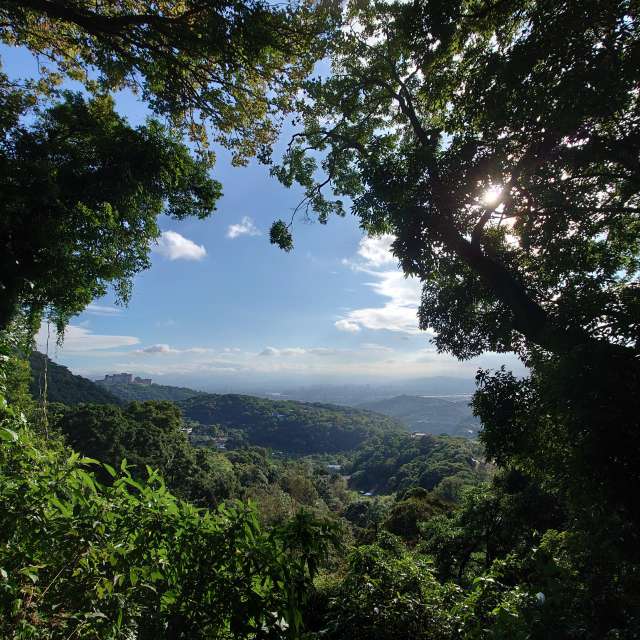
[5,45,524,390]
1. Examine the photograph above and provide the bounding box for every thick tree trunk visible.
[0,287,20,333]
[428,210,638,361]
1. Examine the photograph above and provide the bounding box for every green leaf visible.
[103,463,117,478]
[49,496,73,518]
[0,427,18,442]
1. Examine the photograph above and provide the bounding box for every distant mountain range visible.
[261,377,477,406]
[28,356,406,454]
[28,356,480,443]
[357,395,480,437]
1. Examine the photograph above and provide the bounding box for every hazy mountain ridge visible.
[357,394,480,437]
[262,377,477,406]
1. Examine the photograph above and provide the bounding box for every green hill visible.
[181,393,405,455]
[357,395,480,437]
[29,353,121,406]
[96,381,206,403]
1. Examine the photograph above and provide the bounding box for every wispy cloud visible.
[153,231,206,261]
[58,338,525,382]
[135,344,213,355]
[335,235,424,335]
[85,304,123,316]
[36,323,139,352]
[227,216,261,239]
[356,234,398,267]
[138,343,177,354]
[360,342,394,352]
[335,319,361,333]
[259,346,344,357]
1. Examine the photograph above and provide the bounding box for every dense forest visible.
[98,381,206,403]
[1,0,640,638]
[181,394,404,454]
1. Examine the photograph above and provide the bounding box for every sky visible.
[4,45,525,391]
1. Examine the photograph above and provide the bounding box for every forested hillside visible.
[98,380,205,403]
[29,352,121,406]
[358,395,479,437]
[181,394,404,454]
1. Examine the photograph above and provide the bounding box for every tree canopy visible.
[271,0,640,361]
[0,0,335,162]
[0,411,339,638]
[181,393,405,455]
[0,89,219,329]
[268,0,640,526]
[0,0,337,331]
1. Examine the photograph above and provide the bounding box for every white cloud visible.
[357,234,397,267]
[54,336,526,383]
[227,216,261,239]
[36,323,139,352]
[259,346,344,357]
[335,319,362,333]
[259,346,281,356]
[336,239,424,334]
[105,344,523,380]
[135,344,213,356]
[365,270,421,307]
[259,346,307,357]
[85,304,122,316]
[360,342,394,352]
[138,343,177,354]
[343,303,422,335]
[308,347,341,356]
[153,230,206,261]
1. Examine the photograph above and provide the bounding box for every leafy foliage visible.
[347,432,489,499]
[261,3,640,636]
[0,0,337,164]
[0,90,220,330]
[311,537,457,640]
[57,401,238,506]
[2,1,640,636]
[272,0,640,361]
[0,383,339,639]
[383,488,450,543]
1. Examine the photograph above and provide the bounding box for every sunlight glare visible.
[482,185,502,207]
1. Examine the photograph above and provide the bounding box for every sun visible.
[481,185,502,207]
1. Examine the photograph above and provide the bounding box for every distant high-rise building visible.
[101,373,152,386]
[102,373,133,385]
